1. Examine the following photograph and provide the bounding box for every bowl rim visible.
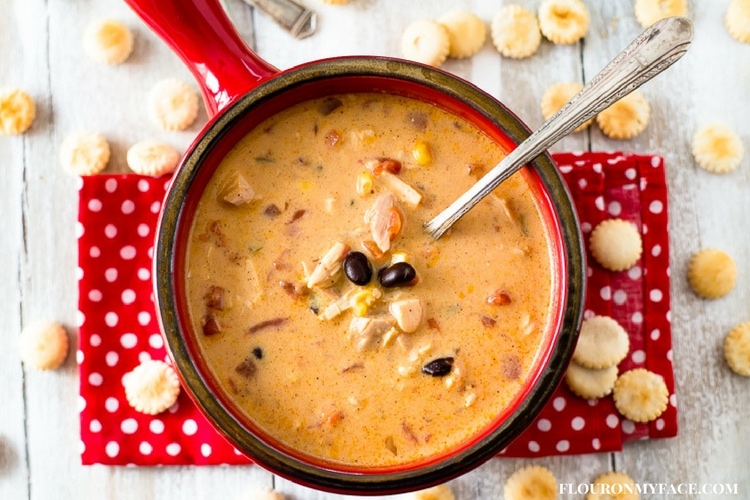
[154,56,586,494]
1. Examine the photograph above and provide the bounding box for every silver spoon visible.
[241,0,317,39]
[425,16,693,240]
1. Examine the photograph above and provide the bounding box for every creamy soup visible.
[185,93,553,467]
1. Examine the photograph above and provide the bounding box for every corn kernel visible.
[355,288,372,301]
[352,301,368,317]
[382,327,400,347]
[390,251,410,264]
[349,288,380,317]
[412,139,433,166]
[356,171,374,196]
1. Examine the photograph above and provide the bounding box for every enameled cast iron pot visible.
[125,0,586,494]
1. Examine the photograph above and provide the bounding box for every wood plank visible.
[16,1,274,498]
[457,3,607,499]
[586,0,750,494]
[251,1,605,498]
[4,0,747,498]
[0,0,33,497]
[480,0,608,495]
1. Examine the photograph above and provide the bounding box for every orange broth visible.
[185,93,553,466]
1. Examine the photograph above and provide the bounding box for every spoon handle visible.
[241,0,317,39]
[425,16,693,240]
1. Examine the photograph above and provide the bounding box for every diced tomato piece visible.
[487,289,512,306]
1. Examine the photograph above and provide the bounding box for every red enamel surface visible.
[126,0,580,492]
[124,0,277,115]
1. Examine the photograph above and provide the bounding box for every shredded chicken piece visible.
[381,326,400,348]
[377,172,422,208]
[396,334,412,352]
[389,298,424,333]
[397,364,417,376]
[444,359,465,390]
[365,192,402,253]
[397,341,433,377]
[218,171,256,206]
[244,259,263,303]
[496,197,516,223]
[519,311,536,336]
[317,287,362,320]
[319,293,352,320]
[306,241,349,288]
[348,317,393,351]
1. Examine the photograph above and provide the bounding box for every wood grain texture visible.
[1,0,748,499]
[584,1,750,496]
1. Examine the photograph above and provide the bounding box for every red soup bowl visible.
[125,0,586,494]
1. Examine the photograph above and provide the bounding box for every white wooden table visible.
[2,0,749,498]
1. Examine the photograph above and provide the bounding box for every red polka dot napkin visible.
[77,176,252,465]
[501,152,677,457]
[76,152,677,465]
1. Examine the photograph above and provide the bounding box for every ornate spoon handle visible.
[425,16,693,240]
[242,0,317,39]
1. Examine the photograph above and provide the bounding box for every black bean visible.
[378,262,417,288]
[422,357,454,377]
[343,251,373,286]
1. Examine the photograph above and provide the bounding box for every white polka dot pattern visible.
[501,153,676,458]
[77,175,252,466]
[76,156,677,464]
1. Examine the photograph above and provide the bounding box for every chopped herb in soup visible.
[186,93,553,466]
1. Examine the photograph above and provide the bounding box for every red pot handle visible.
[124,0,278,117]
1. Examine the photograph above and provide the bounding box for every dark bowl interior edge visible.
[154,57,586,494]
